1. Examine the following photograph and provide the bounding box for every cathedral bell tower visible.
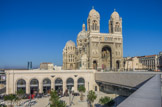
[109,9,122,34]
[87,7,100,33]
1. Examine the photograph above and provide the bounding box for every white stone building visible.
[138,55,158,71]
[63,8,123,71]
[123,57,143,71]
[124,54,160,71]
[5,69,97,94]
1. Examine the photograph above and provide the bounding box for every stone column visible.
[63,80,66,94]
[39,82,43,93]
[26,82,30,94]
[74,80,77,92]
[51,81,55,91]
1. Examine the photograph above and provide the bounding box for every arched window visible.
[30,79,39,85]
[115,22,120,32]
[66,78,74,91]
[88,19,90,31]
[17,79,26,92]
[92,20,98,31]
[43,78,51,94]
[77,78,85,89]
[55,78,63,92]
[116,60,120,70]
[93,60,97,70]
[30,79,39,94]
[111,21,113,33]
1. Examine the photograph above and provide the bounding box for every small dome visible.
[77,30,88,40]
[89,8,100,17]
[111,10,120,20]
[66,40,75,46]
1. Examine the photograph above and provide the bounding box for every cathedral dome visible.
[77,23,88,40]
[66,40,75,47]
[111,10,120,20]
[77,30,88,40]
[89,8,100,17]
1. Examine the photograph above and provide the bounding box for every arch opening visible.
[55,78,63,94]
[116,60,120,70]
[17,79,26,93]
[92,20,98,31]
[30,79,39,94]
[43,78,51,94]
[93,60,97,70]
[77,78,85,90]
[101,46,112,70]
[66,78,74,91]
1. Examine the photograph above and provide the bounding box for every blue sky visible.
[0,0,162,68]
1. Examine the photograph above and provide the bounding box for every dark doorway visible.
[30,79,39,94]
[43,78,51,94]
[101,46,112,70]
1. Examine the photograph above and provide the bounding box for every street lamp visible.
[69,89,71,107]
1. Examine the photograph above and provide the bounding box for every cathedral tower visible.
[109,9,122,34]
[87,7,100,33]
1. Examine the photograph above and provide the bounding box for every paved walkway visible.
[15,91,126,107]
[31,92,117,107]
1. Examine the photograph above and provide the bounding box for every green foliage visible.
[17,89,25,99]
[78,85,86,93]
[99,96,111,105]
[99,96,115,107]
[50,90,66,107]
[17,89,25,95]
[87,90,97,107]
[4,94,19,107]
[78,86,86,101]
[4,94,17,102]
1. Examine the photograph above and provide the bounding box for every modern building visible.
[63,8,123,71]
[27,61,32,70]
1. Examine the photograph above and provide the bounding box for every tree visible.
[16,89,25,105]
[78,85,86,101]
[4,94,19,107]
[87,90,97,107]
[50,90,66,107]
[99,96,115,106]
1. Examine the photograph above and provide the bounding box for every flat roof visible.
[118,74,161,107]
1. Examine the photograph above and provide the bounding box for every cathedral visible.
[63,8,123,71]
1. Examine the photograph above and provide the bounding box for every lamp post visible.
[69,89,71,107]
